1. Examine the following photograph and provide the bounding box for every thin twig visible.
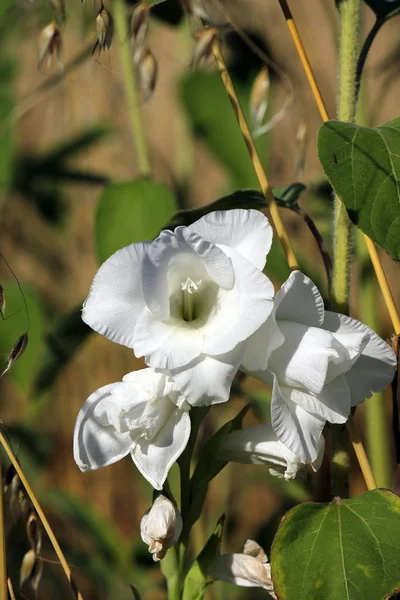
[276,0,400,335]
[211,38,299,270]
[0,430,84,600]
[347,418,377,491]
[7,578,16,600]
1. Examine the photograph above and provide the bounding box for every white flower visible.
[140,495,182,561]
[73,369,191,489]
[209,539,276,597]
[243,271,397,463]
[218,424,325,480]
[82,209,275,406]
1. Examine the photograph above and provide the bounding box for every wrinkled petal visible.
[203,249,275,356]
[133,312,204,369]
[241,313,284,372]
[271,377,325,462]
[74,384,132,471]
[82,243,149,348]
[187,209,273,271]
[324,311,397,404]
[274,271,325,327]
[268,322,342,395]
[132,409,191,490]
[169,344,244,406]
[209,554,274,591]
[288,375,350,424]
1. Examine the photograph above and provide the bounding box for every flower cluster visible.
[74,209,396,489]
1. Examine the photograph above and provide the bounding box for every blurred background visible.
[1,0,400,598]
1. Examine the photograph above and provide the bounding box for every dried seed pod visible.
[295,120,308,176]
[27,513,42,556]
[48,0,66,23]
[0,284,5,317]
[38,22,63,72]
[250,67,270,132]
[1,332,28,377]
[20,549,42,594]
[131,3,149,48]
[94,4,113,55]
[138,49,158,102]
[191,27,219,69]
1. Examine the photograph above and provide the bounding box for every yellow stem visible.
[211,39,299,271]
[0,430,84,600]
[7,578,16,600]
[347,418,377,490]
[0,463,6,600]
[276,0,400,334]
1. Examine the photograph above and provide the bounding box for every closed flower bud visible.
[250,67,270,132]
[140,495,182,561]
[191,27,219,69]
[131,3,149,48]
[94,4,113,55]
[219,424,325,480]
[38,22,63,72]
[138,49,158,102]
[209,539,276,597]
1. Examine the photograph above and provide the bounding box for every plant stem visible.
[114,0,152,177]
[354,17,385,104]
[0,462,7,600]
[0,430,84,600]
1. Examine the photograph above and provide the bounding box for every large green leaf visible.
[0,283,45,392]
[363,0,400,18]
[271,489,400,600]
[318,118,400,261]
[95,179,178,264]
[180,72,264,188]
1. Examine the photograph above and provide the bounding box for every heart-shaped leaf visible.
[271,489,400,600]
[318,118,400,261]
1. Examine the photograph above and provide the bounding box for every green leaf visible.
[182,515,225,600]
[363,0,400,18]
[95,179,178,263]
[318,118,400,261]
[180,72,263,188]
[0,284,45,392]
[271,489,400,600]
[34,305,91,393]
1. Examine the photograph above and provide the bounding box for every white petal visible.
[169,346,243,407]
[209,554,274,591]
[133,312,204,369]
[187,209,273,271]
[324,311,397,404]
[271,377,325,463]
[275,271,325,327]
[82,243,148,348]
[268,322,342,395]
[73,384,132,472]
[203,249,275,356]
[289,375,350,424]
[241,313,284,372]
[132,408,191,490]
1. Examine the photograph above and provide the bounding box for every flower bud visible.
[218,424,325,480]
[250,67,270,132]
[94,4,113,55]
[295,119,308,176]
[209,539,276,596]
[140,495,182,561]
[191,27,219,69]
[131,3,149,48]
[138,49,158,102]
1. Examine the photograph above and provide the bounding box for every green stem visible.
[331,0,361,497]
[113,0,152,177]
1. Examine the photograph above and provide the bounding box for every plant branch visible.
[0,462,6,600]
[0,430,84,600]
[114,0,152,177]
[354,17,385,105]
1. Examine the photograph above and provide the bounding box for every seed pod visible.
[138,49,158,102]
[250,67,270,132]
[48,0,66,23]
[131,3,149,48]
[27,513,42,556]
[191,27,219,69]
[38,22,63,72]
[0,285,5,317]
[94,4,113,55]
[295,120,308,176]
[1,332,28,377]
[20,549,42,594]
